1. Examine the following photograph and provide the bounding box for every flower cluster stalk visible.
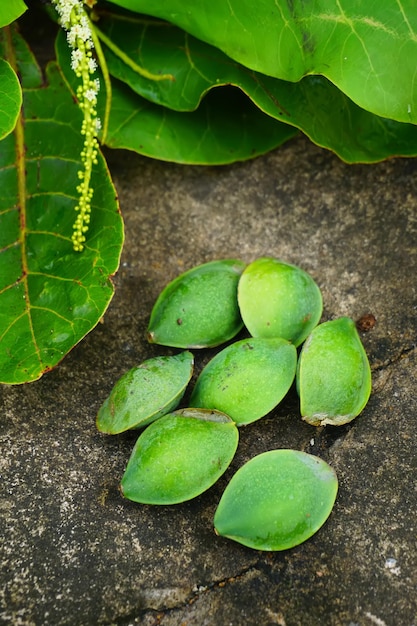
[52,0,100,251]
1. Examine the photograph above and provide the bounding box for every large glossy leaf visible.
[0,58,21,140]
[110,0,417,125]
[55,30,297,165]
[94,10,417,163]
[105,80,297,164]
[0,0,27,28]
[0,30,124,384]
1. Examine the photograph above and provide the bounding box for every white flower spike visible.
[52,0,101,251]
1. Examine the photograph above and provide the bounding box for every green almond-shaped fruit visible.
[120,408,239,504]
[147,259,246,348]
[238,257,323,346]
[189,337,297,426]
[297,317,372,426]
[96,351,194,434]
[214,449,338,551]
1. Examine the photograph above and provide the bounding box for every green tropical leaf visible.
[0,58,21,140]
[93,9,417,163]
[0,29,124,384]
[10,21,43,88]
[105,80,296,164]
[55,29,297,165]
[109,0,417,125]
[0,0,27,28]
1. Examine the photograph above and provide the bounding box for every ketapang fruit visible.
[97,351,194,434]
[238,257,322,346]
[214,449,338,550]
[190,337,296,425]
[297,317,372,426]
[120,409,239,504]
[147,259,245,348]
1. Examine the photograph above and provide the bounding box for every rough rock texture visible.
[1,136,416,626]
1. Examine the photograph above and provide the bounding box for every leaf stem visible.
[3,25,40,364]
[90,22,111,144]
[93,24,174,82]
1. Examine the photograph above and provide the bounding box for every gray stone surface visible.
[1,135,416,626]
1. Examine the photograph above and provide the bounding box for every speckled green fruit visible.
[120,409,239,504]
[297,317,372,426]
[214,449,338,551]
[147,259,246,348]
[96,351,194,434]
[238,257,323,346]
[189,337,297,425]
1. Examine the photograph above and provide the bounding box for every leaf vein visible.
[395,0,417,40]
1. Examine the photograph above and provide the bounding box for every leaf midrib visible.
[3,25,42,370]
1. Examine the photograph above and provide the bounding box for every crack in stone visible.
[189,562,259,599]
[105,563,260,625]
[371,343,416,373]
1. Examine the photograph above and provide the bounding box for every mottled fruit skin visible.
[238,257,323,347]
[120,409,239,505]
[297,317,372,426]
[147,259,246,348]
[96,351,194,434]
[190,337,297,425]
[214,449,338,550]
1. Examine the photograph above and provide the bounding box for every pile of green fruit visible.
[97,257,371,551]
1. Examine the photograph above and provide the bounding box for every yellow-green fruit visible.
[96,351,194,434]
[120,409,239,505]
[297,317,372,426]
[190,337,297,426]
[147,259,245,348]
[214,450,338,551]
[237,257,322,347]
